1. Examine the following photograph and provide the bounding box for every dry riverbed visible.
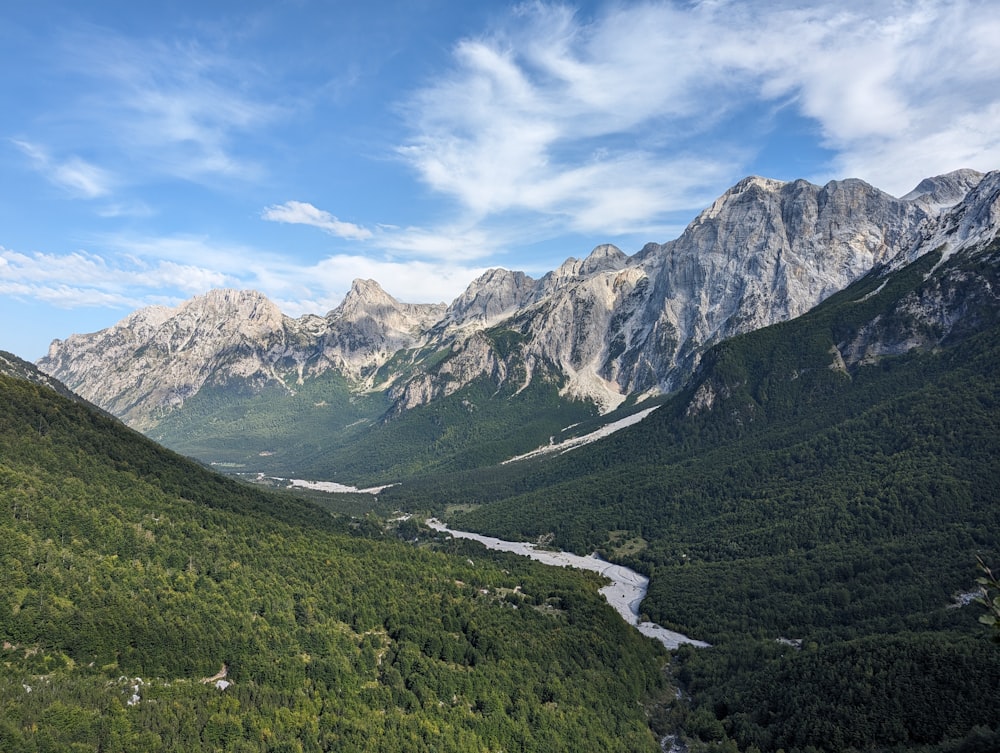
[426,519,708,650]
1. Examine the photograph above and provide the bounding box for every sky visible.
[2,0,1000,360]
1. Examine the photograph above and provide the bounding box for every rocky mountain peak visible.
[327,278,444,337]
[694,175,788,225]
[36,289,302,429]
[171,288,286,340]
[910,169,1000,264]
[444,268,536,328]
[580,244,629,274]
[539,244,630,296]
[330,279,399,319]
[315,280,446,382]
[901,168,985,210]
[732,175,788,194]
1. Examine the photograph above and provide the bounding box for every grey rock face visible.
[842,172,1000,365]
[318,279,446,380]
[441,268,536,328]
[39,169,996,428]
[900,168,985,211]
[38,282,443,428]
[401,174,945,411]
[609,176,932,393]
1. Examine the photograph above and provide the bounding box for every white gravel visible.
[427,519,708,649]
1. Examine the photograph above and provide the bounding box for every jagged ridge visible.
[38,168,995,446]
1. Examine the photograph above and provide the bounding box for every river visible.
[426,519,708,650]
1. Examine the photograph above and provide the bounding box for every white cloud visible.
[0,280,152,310]
[729,1,1000,193]
[399,0,1000,223]
[0,228,485,323]
[60,29,282,182]
[261,201,373,240]
[375,223,502,261]
[273,255,487,316]
[0,245,231,300]
[397,2,753,229]
[12,139,114,199]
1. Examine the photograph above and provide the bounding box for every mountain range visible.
[14,165,1000,752]
[38,169,996,482]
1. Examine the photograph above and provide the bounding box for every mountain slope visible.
[389,197,1000,752]
[428,224,1000,621]
[37,171,988,483]
[0,360,669,752]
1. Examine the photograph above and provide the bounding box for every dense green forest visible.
[379,246,1000,751]
[150,358,597,485]
[0,366,670,752]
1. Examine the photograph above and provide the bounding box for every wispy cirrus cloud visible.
[0,245,231,298]
[56,27,283,183]
[399,0,1000,229]
[721,0,1000,191]
[261,200,530,262]
[12,139,114,199]
[262,201,373,241]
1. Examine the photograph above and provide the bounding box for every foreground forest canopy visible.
[0,364,670,752]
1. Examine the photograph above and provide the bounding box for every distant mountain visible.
[38,169,991,480]
[38,284,445,431]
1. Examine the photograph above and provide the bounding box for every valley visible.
[0,356,673,752]
[9,168,1000,752]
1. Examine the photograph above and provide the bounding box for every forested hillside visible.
[150,365,598,485]
[0,366,669,752]
[387,244,1000,751]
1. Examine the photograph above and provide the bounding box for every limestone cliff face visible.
[680,173,1000,423]
[38,169,996,428]
[317,279,446,381]
[606,175,935,394]
[440,269,536,329]
[40,291,281,427]
[38,282,443,428]
[900,168,985,212]
[842,171,1000,365]
[390,173,974,412]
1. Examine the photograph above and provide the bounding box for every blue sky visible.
[2,0,1000,359]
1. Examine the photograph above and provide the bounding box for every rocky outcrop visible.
[900,168,984,212]
[317,279,446,380]
[842,172,1000,366]
[440,268,536,328]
